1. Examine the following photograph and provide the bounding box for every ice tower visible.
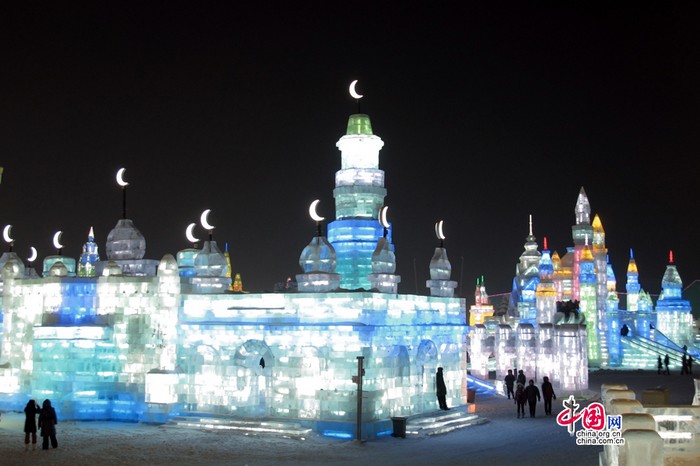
[535,237,557,324]
[625,249,640,312]
[571,188,593,301]
[655,251,693,346]
[327,114,392,290]
[509,216,540,323]
[579,239,600,365]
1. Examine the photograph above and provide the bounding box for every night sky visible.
[1,3,699,299]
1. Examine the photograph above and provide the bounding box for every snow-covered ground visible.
[0,370,695,466]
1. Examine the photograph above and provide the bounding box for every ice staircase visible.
[621,336,685,369]
[405,408,488,437]
[166,413,312,439]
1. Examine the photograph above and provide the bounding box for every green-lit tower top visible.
[345,114,374,136]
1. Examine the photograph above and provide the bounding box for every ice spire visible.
[660,250,683,296]
[575,187,591,225]
[78,226,100,277]
[626,248,640,311]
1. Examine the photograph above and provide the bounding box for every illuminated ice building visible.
[471,188,696,392]
[0,106,468,438]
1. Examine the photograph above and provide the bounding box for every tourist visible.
[524,379,541,418]
[515,383,526,418]
[516,369,526,386]
[504,369,516,399]
[23,399,40,450]
[657,355,663,375]
[436,367,448,410]
[688,355,694,374]
[38,399,58,450]
[541,376,556,415]
[681,354,688,375]
[664,354,670,375]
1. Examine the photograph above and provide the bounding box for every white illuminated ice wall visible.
[0,111,467,439]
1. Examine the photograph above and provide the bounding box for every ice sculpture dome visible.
[1,254,25,279]
[299,236,337,273]
[194,240,228,277]
[49,261,68,277]
[662,265,682,288]
[106,219,146,260]
[429,247,451,280]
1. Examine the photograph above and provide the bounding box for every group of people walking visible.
[23,399,58,450]
[657,352,695,375]
[504,369,556,418]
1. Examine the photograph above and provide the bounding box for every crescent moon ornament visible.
[28,246,37,263]
[53,231,64,250]
[116,168,129,187]
[185,223,199,243]
[308,199,325,222]
[379,206,389,229]
[200,209,215,230]
[349,80,363,100]
[435,220,446,241]
[2,225,13,243]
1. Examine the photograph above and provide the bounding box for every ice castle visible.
[0,108,468,438]
[469,187,696,391]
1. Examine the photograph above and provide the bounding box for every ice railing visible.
[599,382,700,466]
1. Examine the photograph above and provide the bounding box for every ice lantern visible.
[296,200,340,292]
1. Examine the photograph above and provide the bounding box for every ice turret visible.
[536,237,557,324]
[106,219,146,260]
[510,215,540,323]
[368,208,400,293]
[625,248,640,312]
[469,277,494,326]
[426,221,457,297]
[574,187,591,226]
[78,227,100,277]
[656,250,693,345]
[297,202,340,292]
[97,218,158,276]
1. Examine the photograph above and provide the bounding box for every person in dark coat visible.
[541,376,556,415]
[524,379,541,418]
[436,367,448,410]
[664,354,670,375]
[514,383,526,418]
[657,355,663,374]
[24,399,40,450]
[504,369,516,399]
[516,369,526,386]
[38,399,58,450]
